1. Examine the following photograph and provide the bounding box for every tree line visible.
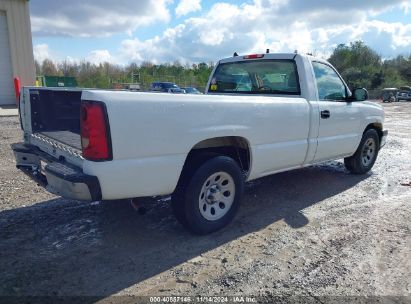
[36,41,411,91]
[36,59,214,90]
[328,41,411,90]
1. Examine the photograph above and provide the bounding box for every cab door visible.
[311,61,362,162]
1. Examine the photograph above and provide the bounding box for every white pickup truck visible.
[12,53,387,234]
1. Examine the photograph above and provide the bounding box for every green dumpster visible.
[36,76,78,87]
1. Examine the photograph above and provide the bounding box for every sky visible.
[30,0,411,65]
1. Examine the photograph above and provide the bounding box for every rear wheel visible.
[172,156,244,234]
[344,129,380,174]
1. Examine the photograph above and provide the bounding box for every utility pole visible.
[132,72,140,83]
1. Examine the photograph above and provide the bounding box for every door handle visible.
[321,110,330,119]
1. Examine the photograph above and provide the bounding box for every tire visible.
[344,129,380,174]
[171,152,218,226]
[172,156,244,235]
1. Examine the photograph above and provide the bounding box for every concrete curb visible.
[0,107,18,117]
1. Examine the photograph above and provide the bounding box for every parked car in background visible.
[150,82,186,94]
[381,88,398,103]
[181,87,203,94]
[167,87,186,94]
[124,83,141,91]
[396,86,411,101]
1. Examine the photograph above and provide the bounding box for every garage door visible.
[0,11,14,105]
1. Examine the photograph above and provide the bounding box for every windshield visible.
[169,88,184,92]
[209,59,300,95]
[163,83,179,89]
[183,87,198,93]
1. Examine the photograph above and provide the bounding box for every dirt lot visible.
[0,102,410,303]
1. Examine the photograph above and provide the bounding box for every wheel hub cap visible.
[362,138,376,166]
[206,185,222,204]
[199,171,235,221]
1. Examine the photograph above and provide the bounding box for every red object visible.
[14,77,21,104]
[243,54,265,59]
[80,101,112,161]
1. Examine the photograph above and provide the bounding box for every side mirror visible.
[352,88,368,101]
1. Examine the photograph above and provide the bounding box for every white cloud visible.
[175,0,202,18]
[401,1,411,14]
[86,50,113,65]
[64,56,80,65]
[33,43,51,62]
[34,45,116,65]
[352,20,411,57]
[31,0,172,37]
[32,0,411,64]
[117,0,411,64]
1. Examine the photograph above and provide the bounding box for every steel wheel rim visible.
[199,171,235,221]
[362,138,376,166]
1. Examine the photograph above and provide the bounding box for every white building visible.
[0,0,35,105]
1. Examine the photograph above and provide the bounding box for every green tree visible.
[34,60,41,75]
[41,59,59,76]
[328,41,383,89]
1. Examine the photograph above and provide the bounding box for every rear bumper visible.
[380,130,388,149]
[11,143,101,201]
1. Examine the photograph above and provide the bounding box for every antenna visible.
[233,52,238,57]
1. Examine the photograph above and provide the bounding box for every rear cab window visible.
[208,59,300,95]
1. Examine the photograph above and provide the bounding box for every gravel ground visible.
[0,102,410,303]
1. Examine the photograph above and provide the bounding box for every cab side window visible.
[312,62,346,101]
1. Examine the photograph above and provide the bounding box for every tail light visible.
[80,101,112,161]
[243,54,264,59]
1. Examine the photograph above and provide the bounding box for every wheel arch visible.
[176,136,252,191]
[364,122,383,143]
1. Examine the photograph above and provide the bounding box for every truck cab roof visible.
[218,52,325,64]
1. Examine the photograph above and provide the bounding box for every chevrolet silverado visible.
[12,53,388,234]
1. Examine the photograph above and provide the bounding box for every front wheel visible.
[172,156,244,235]
[344,129,380,174]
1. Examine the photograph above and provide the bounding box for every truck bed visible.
[27,88,83,156]
[40,131,81,150]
